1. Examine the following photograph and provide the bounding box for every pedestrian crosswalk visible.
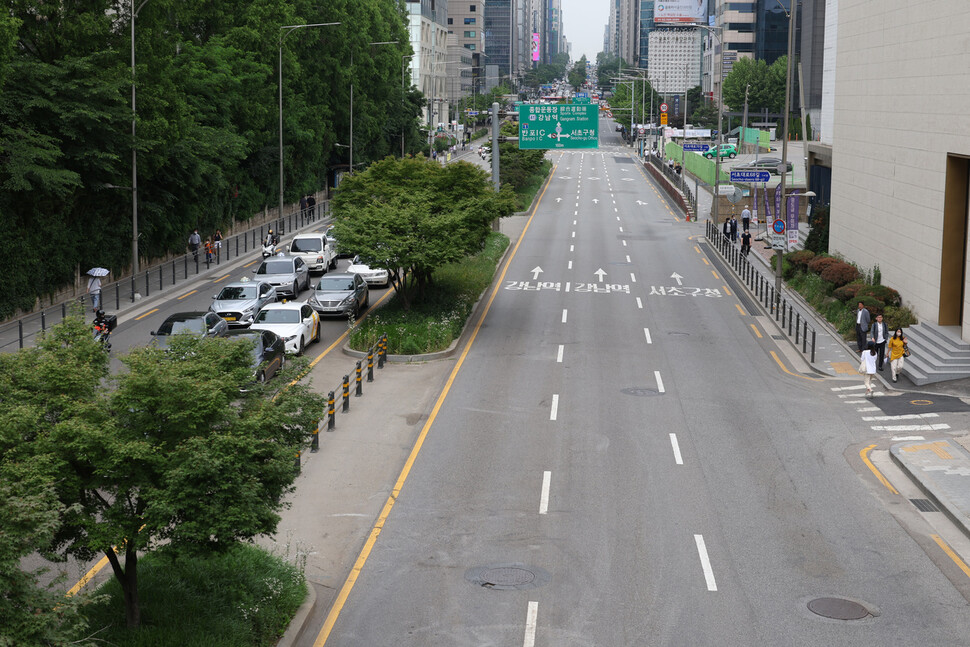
[831,385,954,434]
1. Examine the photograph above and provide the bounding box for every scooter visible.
[261,242,277,258]
[93,321,112,352]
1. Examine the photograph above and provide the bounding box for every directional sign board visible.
[683,143,710,152]
[730,169,772,183]
[575,92,589,98]
[466,110,479,116]
[518,104,599,149]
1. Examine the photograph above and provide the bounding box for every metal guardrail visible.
[706,220,817,364]
[1,202,331,352]
[646,153,697,215]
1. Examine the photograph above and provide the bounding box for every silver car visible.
[209,280,277,327]
[308,273,369,318]
[253,255,310,299]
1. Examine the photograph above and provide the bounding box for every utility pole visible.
[775,0,798,308]
[741,83,750,154]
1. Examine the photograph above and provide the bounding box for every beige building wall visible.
[829,0,970,341]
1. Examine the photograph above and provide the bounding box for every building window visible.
[464,30,476,38]
[470,4,476,11]
[464,17,476,24]
[464,43,476,50]
[448,18,453,24]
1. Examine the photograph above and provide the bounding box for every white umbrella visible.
[87,267,109,277]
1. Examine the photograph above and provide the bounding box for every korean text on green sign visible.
[518,104,599,150]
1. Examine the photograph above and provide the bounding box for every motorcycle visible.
[93,320,112,352]
[261,242,278,258]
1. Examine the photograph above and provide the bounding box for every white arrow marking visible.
[594,268,607,283]
[592,198,599,204]
[531,266,543,280]
[636,200,645,205]
[671,272,684,286]
[556,197,562,203]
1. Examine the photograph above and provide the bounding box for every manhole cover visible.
[621,387,659,397]
[807,597,870,620]
[465,564,550,591]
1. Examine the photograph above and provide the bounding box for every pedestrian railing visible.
[706,220,817,364]
[296,333,388,472]
[0,201,330,352]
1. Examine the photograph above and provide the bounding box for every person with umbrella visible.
[87,268,108,312]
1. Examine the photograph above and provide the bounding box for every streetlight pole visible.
[775,0,799,306]
[130,0,150,277]
[279,22,340,220]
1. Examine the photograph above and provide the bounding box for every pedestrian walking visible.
[299,195,308,219]
[871,313,889,370]
[87,274,102,312]
[306,194,316,219]
[729,216,738,242]
[741,204,751,231]
[723,217,731,238]
[887,328,908,383]
[188,229,202,260]
[854,301,871,353]
[740,230,751,257]
[860,341,878,397]
[213,229,222,253]
[204,237,214,263]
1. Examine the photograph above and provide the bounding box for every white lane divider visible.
[622,240,627,247]
[644,328,652,344]
[571,231,576,238]
[561,309,568,323]
[523,601,539,647]
[630,273,637,283]
[570,244,574,252]
[557,344,564,363]
[619,226,624,232]
[539,471,551,514]
[636,297,643,309]
[573,220,577,225]
[655,371,665,393]
[626,255,631,262]
[694,534,718,591]
[550,394,559,421]
[568,260,573,270]
[669,433,684,465]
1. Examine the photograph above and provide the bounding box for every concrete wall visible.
[829,0,970,340]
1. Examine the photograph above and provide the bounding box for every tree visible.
[330,156,516,308]
[721,56,786,114]
[567,55,587,91]
[0,310,325,629]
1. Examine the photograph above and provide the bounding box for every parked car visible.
[308,273,369,318]
[346,256,389,288]
[703,144,737,159]
[225,328,285,385]
[249,301,320,355]
[209,280,277,327]
[287,233,336,272]
[732,157,793,175]
[150,311,229,350]
[253,255,310,298]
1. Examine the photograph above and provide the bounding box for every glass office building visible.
[484,0,511,77]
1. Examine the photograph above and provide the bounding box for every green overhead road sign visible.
[518,104,599,150]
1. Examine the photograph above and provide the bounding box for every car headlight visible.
[309,295,320,306]
[282,335,297,342]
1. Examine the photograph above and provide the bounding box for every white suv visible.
[287,233,336,273]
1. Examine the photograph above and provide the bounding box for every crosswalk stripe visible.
[870,423,951,432]
[862,413,940,422]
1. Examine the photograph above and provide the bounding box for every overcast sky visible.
[561,0,609,62]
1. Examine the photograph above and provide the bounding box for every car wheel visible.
[728,153,736,158]
[257,370,266,384]
[303,275,310,292]
[312,322,321,343]
[278,354,285,375]
[292,281,299,297]
[297,337,305,356]
[362,292,369,308]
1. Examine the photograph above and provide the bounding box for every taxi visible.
[249,300,320,356]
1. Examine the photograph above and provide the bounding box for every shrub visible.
[873,264,882,286]
[832,281,866,303]
[858,295,886,317]
[819,261,860,288]
[884,305,918,330]
[807,255,838,275]
[857,284,901,308]
[804,204,830,254]
[787,250,815,272]
[770,254,794,279]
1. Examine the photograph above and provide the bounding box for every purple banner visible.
[787,188,800,231]
[763,184,773,221]
[774,185,783,224]
[752,185,758,222]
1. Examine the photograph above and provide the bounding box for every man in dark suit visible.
[855,301,871,353]
[871,313,889,370]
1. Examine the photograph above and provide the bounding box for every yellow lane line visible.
[135,308,158,321]
[769,350,821,381]
[702,258,710,266]
[722,285,732,296]
[176,290,197,300]
[860,444,899,495]
[243,259,260,268]
[313,159,560,646]
[306,289,396,370]
[932,534,970,579]
[750,323,763,338]
[66,555,110,597]
[711,270,720,279]
[734,304,745,315]
[694,246,701,253]
[213,273,231,283]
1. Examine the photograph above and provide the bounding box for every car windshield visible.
[156,318,205,336]
[255,309,301,324]
[318,277,355,291]
[257,260,293,275]
[291,238,322,253]
[217,286,257,300]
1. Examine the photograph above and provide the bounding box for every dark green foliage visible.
[568,56,587,91]
[832,281,866,303]
[78,544,306,647]
[819,261,860,287]
[498,144,546,193]
[883,305,918,330]
[804,204,829,254]
[857,284,901,308]
[873,264,882,286]
[786,249,815,272]
[858,295,886,317]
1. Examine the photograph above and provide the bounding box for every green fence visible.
[664,142,730,187]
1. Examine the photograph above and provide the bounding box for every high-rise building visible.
[703,0,755,106]
[406,0,450,126]
[648,28,702,94]
[755,0,792,64]
[637,1,656,68]
[484,0,512,77]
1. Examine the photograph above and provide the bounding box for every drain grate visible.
[621,387,659,397]
[465,564,550,591]
[807,597,871,621]
[771,335,785,340]
[613,157,634,164]
[910,498,940,512]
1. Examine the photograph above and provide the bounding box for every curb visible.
[890,440,970,542]
[276,580,317,647]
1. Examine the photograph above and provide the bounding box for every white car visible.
[249,301,320,355]
[287,233,336,273]
[346,256,389,288]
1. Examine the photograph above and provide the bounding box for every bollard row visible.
[321,333,388,433]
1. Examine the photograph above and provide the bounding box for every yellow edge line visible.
[750,323,763,338]
[860,444,899,495]
[213,273,231,283]
[135,308,158,321]
[769,350,820,381]
[722,285,732,296]
[305,288,396,371]
[711,270,720,279]
[66,555,110,597]
[312,159,560,646]
[176,289,197,300]
[932,534,970,579]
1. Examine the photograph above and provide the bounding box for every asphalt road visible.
[311,121,970,645]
